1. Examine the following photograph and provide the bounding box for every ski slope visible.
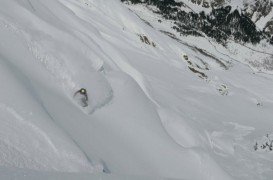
[0,0,273,179]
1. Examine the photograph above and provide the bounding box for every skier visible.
[74,88,88,107]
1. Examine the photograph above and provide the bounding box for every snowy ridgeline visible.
[0,0,273,180]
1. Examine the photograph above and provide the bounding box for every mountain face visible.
[1,0,273,180]
[122,0,273,45]
[188,0,273,34]
[181,0,273,28]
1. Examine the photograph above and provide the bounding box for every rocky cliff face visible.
[121,0,273,45]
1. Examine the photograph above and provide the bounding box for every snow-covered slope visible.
[182,0,273,34]
[0,0,273,179]
[180,0,273,21]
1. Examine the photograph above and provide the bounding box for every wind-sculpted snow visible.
[0,0,273,179]
[0,0,113,114]
[0,56,98,172]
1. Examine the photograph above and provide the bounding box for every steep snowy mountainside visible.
[122,0,273,73]
[181,0,273,22]
[1,0,273,179]
[185,0,273,33]
[124,0,273,44]
[0,0,109,173]
[0,0,233,179]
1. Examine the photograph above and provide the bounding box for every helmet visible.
[80,88,87,94]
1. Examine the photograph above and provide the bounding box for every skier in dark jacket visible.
[74,88,88,107]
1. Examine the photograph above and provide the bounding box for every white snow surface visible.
[0,0,273,179]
